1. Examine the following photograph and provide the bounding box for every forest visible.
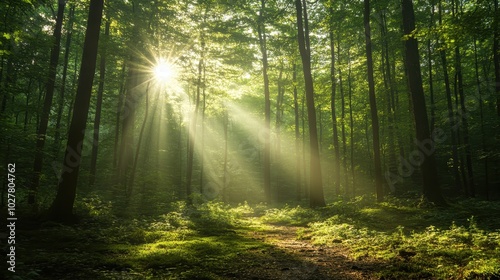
[1,0,500,279]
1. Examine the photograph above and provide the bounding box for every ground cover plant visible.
[3,195,499,279]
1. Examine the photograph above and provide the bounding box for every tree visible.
[402,0,446,206]
[438,0,461,191]
[54,4,75,155]
[49,0,104,222]
[30,0,66,205]
[364,0,383,202]
[295,0,325,207]
[327,2,341,196]
[89,18,110,188]
[495,0,500,116]
[257,0,272,204]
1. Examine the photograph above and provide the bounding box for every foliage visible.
[300,197,500,279]
[261,204,320,226]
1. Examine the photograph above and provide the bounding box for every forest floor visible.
[236,221,380,279]
[3,196,500,280]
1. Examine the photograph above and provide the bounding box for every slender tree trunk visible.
[66,32,80,127]
[186,55,203,205]
[329,24,341,196]
[494,0,500,116]
[54,4,75,156]
[89,19,109,188]
[364,0,383,201]
[295,0,325,207]
[113,64,126,169]
[200,63,206,195]
[380,11,398,191]
[49,0,104,222]
[275,62,284,199]
[428,2,436,132]
[128,82,150,194]
[438,0,461,191]
[118,68,138,193]
[302,93,308,200]
[338,38,348,193]
[347,47,355,197]
[402,0,446,206]
[186,17,207,202]
[474,39,489,199]
[222,110,228,202]
[293,63,302,201]
[455,45,475,196]
[30,0,66,205]
[258,0,272,204]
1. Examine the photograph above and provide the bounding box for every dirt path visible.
[230,223,381,280]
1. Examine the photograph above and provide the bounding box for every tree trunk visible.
[293,63,302,201]
[222,110,228,202]
[347,47,355,197]
[474,39,489,199]
[295,0,325,207]
[329,21,341,196]
[49,0,104,222]
[494,0,500,116]
[275,62,284,199]
[200,63,206,195]
[380,11,398,191]
[258,0,272,204]
[455,44,475,196]
[338,38,348,193]
[30,0,66,205]
[364,0,383,202]
[128,82,150,194]
[439,0,461,191]
[428,2,436,132]
[89,19,109,188]
[186,55,203,205]
[402,0,446,206]
[54,4,75,156]
[113,64,126,169]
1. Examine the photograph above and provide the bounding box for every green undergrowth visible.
[281,196,500,280]
[12,201,264,280]
[245,195,500,278]
[9,196,500,280]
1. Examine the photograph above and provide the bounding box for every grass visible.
[261,196,500,279]
[7,196,500,279]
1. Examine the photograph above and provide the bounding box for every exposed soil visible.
[224,224,383,280]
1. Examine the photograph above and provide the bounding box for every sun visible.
[153,60,176,82]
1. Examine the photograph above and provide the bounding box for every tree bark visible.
[439,0,461,191]
[113,64,126,169]
[30,0,66,205]
[293,63,302,201]
[402,0,446,206]
[89,19,110,188]
[128,82,150,194]
[494,0,500,116]
[347,47,355,197]
[338,38,348,193]
[474,39,489,199]
[295,0,325,207]
[364,0,384,202]
[49,0,104,222]
[258,0,272,204]
[54,4,75,156]
[329,18,341,196]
